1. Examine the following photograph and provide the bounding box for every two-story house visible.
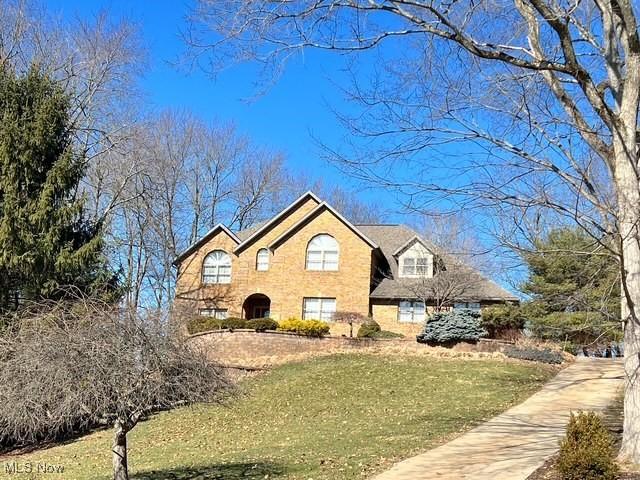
[173,191,518,336]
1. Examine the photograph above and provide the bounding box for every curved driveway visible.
[373,358,624,480]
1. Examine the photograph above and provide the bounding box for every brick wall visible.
[188,330,382,367]
[187,330,512,368]
[175,197,374,322]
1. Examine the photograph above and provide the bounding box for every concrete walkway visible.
[373,358,624,480]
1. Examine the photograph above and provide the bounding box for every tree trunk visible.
[615,145,640,462]
[112,420,129,480]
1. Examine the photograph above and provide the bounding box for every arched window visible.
[306,234,339,271]
[256,248,270,271]
[202,250,232,284]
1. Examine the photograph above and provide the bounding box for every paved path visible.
[373,358,624,480]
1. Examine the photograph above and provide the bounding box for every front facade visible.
[174,192,518,336]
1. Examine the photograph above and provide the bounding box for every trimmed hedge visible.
[357,320,381,338]
[187,316,248,334]
[187,317,279,334]
[278,318,330,337]
[504,346,563,364]
[417,309,487,344]
[245,318,279,332]
[557,412,618,480]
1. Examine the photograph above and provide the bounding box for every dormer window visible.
[397,239,433,278]
[256,248,270,271]
[401,256,431,276]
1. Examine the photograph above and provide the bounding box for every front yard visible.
[9,354,556,480]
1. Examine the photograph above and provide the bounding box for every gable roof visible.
[233,191,321,253]
[356,224,519,302]
[173,223,240,266]
[268,201,379,250]
[392,235,434,257]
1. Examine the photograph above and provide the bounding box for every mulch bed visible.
[526,395,640,479]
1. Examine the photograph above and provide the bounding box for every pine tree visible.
[522,228,620,318]
[0,66,117,312]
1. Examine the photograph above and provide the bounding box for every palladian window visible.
[305,234,339,271]
[202,250,232,284]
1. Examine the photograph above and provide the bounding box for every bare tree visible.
[399,257,486,312]
[87,110,292,312]
[333,311,367,337]
[0,296,231,480]
[187,0,640,460]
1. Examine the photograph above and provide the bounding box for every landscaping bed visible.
[527,395,640,480]
[11,353,556,480]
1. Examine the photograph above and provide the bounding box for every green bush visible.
[278,318,330,337]
[187,316,248,334]
[557,412,618,480]
[481,304,526,337]
[371,330,404,339]
[246,318,279,332]
[357,320,381,338]
[417,309,487,344]
[504,346,563,364]
[527,311,621,344]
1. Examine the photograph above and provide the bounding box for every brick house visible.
[174,191,518,336]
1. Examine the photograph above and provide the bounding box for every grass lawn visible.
[8,354,556,480]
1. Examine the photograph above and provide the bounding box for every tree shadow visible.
[130,462,285,480]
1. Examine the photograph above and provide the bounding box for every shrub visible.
[187,316,248,334]
[246,318,279,332]
[557,412,618,480]
[357,320,381,338]
[481,304,526,338]
[278,318,330,337]
[417,309,487,344]
[504,346,563,364]
[527,311,621,344]
[371,330,404,339]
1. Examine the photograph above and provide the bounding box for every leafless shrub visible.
[0,295,231,480]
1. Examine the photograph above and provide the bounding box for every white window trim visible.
[306,234,339,271]
[202,250,232,284]
[256,248,270,271]
[398,301,426,323]
[199,308,228,319]
[302,297,337,321]
[454,302,481,312]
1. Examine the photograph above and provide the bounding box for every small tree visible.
[0,296,231,480]
[333,311,367,337]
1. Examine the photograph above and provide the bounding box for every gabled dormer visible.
[393,236,435,278]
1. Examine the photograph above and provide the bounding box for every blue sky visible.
[48,0,389,210]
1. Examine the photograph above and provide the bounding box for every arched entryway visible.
[243,293,271,319]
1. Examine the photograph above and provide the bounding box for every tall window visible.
[202,250,231,284]
[401,256,431,277]
[256,248,270,271]
[398,301,426,323]
[306,234,339,271]
[303,297,337,321]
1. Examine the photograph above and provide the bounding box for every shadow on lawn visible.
[131,462,284,480]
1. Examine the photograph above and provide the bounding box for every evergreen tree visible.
[0,66,117,312]
[522,228,620,318]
